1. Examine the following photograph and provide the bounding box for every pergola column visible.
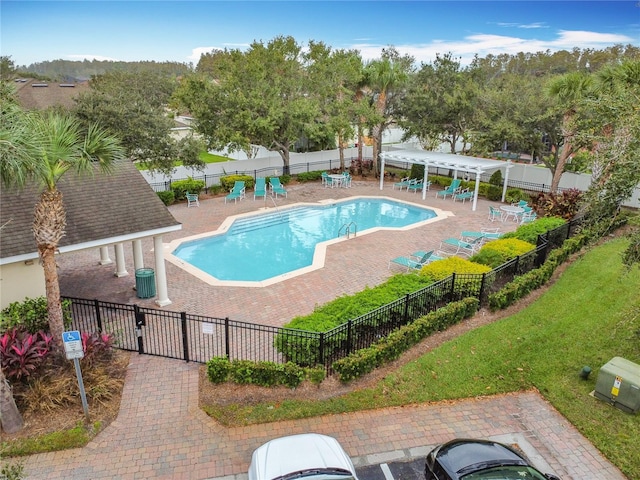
[379,157,385,191]
[472,171,482,211]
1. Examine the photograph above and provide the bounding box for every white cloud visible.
[350,30,636,67]
[518,22,548,29]
[188,47,219,62]
[552,30,634,47]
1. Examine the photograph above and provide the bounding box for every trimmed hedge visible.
[221,174,254,191]
[332,298,479,382]
[157,190,175,206]
[487,232,590,311]
[501,217,566,244]
[206,356,325,388]
[470,238,535,268]
[171,178,205,201]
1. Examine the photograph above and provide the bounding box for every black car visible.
[425,438,561,480]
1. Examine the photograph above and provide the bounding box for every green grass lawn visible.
[205,238,640,479]
[135,151,230,170]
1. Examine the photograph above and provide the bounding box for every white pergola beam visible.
[379,149,514,211]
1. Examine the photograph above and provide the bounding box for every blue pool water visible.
[172,198,436,282]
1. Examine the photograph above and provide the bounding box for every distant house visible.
[13,78,90,110]
[0,160,181,309]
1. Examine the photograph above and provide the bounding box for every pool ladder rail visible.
[338,221,357,239]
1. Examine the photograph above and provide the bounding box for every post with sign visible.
[62,331,89,420]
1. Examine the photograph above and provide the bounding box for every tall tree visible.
[364,48,412,175]
[173,36,320,173]
[546,71,594,191]
[399,53,476,154]
[578,60,640,249]
[73,71,198,174]
[305,42,367,170]
[0,105,125,351]
[470,73,556,162]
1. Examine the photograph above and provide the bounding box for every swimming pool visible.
[166,197,449,287]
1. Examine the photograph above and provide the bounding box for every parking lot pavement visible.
[353,434,558,480]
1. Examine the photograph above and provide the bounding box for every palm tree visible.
[364,56,409,176]
[547,71,593,192]
[0,106,125,352]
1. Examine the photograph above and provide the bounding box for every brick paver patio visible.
[17,180,625,479]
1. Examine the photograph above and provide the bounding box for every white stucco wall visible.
[0,261,46,309]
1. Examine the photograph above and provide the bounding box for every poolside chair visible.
[519,210,537,224]
[408,179,432,194]
[253,177,267,200]
[435,178,462,200]
[453,188,473,203]
[393,177,412,190]
[460,229,503,243]
[225,181,246,204]
[489,206,503,222]
[321,172,329,186]
[440,235,484,256]
[389,251,434,272]
[512,200,529,208]
[342,172,352,188]
[410,250,447,263]
[185,191,199,208]
[269,177,288,198]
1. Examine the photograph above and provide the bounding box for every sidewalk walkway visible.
[22,355,624,480]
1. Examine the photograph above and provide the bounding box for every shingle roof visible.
[13,78,90,110]
[0,160,181,264]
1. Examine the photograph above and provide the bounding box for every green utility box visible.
[135,268,156,299]
[593,357,640,414]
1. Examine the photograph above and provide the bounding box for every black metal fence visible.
[63,219,579,373]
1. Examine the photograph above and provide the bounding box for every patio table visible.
[328,174,345,188]
[500,205,524,222]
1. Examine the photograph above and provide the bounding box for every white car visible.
[248,433,359,480]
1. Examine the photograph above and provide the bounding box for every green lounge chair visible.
[453,188,473,203]
[460,230,503,243]
[254,177,267,200]
[410,250,447,263]
[407,179,432,193]
[393,177,412,190]
[435,178,461,199]
[440,235,484,256]
[389,251,434,272]
[225,181,246,204]
[269,177,287,198]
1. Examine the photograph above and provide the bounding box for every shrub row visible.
[206,357,325,388]
[332,298,479,382]
[487,232,590,311]
[1,297,72,334]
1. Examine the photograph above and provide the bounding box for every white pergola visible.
[379,149,514,211]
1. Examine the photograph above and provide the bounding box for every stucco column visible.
[379,157,385,191]
[114,243,128,277]
[132,239,144,271]
[153,235,171,307]
[98,246,112,265]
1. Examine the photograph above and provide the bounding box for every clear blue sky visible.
[2,1,638,67]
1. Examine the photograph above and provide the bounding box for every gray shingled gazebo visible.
[379,149,514,211]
